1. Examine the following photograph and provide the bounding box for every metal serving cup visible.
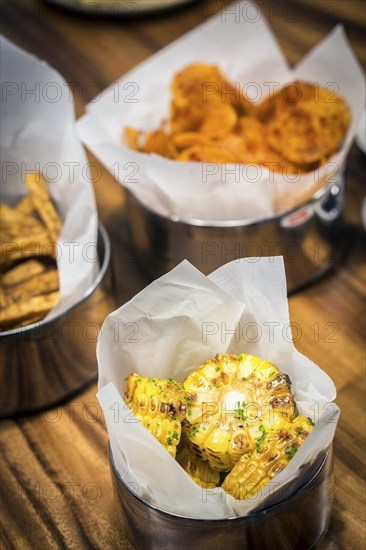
[0,224,113,417]
[126,176,344,293]
[110,445,333,550]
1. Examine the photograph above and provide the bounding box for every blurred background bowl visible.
[0,223,113,417]
[126,175,345,294]
[109,444,333,550]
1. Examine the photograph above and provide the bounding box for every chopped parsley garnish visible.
[255,425,266,453]
[186,397,193,416]
[235,401,247,422]
[167,379,175,385]
[186,425,199,438]
[172,431,179,441]
[215,366,220,372]
[166,437,173,445]
[307,417,315,426]
[242,376,247,381]
[285,443,298,458]
[237,354,245,361]
[267,370,276,378]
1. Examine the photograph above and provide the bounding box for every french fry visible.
[0,291,59,328]
[16,195,34,216]
[0,232,56,266]
[6,269,59,302]
[0,204,45,233]
[0,173,62,331]
[2,259,47,287]
[24,172,62,243]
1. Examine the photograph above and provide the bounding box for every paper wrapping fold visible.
[97,257,339,519]
[0,36,98,319]
[78,0,365,222]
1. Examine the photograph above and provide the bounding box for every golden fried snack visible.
[16,195,34,216]
[266,82,351,164]
[0,291,59,328]
[177,146,236,163]
[2,259,47,287]
[143,129,177,159]
[0,173,62,331]
[171,132,215,150]
[171,63,229,108]
[0,204,45,234]
[124,127,141,150]
[200,103,238,139]
[6,269,59,302]
[123,65,350,174]
[25,172,63,243]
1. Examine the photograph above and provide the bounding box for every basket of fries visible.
[78,2,365,290]
[0,38,113,416]
[97,257,339,549]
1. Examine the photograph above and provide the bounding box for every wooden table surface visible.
[1,1,365,548]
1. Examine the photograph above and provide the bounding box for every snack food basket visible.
[125,174,344,293]
[0,224,112,417]
[109,444,334,550]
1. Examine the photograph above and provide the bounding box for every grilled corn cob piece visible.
[182,354,297,471]
[222,414,314,499]
[177,445,220,489]
[125,373,190,458]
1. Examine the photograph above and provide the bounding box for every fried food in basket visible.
[123,63,350,174]
[0,173,62,331]
[125,353,313,499]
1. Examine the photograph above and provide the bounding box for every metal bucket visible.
[110,445,333,550]
[0,224,113,417]
[126,176,344,293]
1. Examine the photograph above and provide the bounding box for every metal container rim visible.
[0,223,111,339]
[127,178,339,228]
[109,443,330,523]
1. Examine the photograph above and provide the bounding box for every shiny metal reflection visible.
[126,177,345,293]
[109,444,333,550]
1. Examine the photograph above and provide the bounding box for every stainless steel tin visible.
[126,176,344,293]
[0,224,113,417]
[109,444,333,550]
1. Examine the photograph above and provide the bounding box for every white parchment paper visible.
[77,0,365,221]
[97,257,339,519]
[0,36,98,319]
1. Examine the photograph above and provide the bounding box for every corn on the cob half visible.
[182,354,297,471]
[125,373,191,458]
[222,414,314,499]
[177,445,220,489]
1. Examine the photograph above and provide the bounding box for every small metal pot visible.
[0,224,113,417]
[110,445,334,550]
[126,176,344,293]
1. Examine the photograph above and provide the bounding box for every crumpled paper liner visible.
[77,0,365,222]
[1,37,98,320]
[97,257,339,519]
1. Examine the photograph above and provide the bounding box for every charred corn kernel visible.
[125,373,190,458]
[183,354,297,471]
[222,415,314,499]
[177,445,220,489]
